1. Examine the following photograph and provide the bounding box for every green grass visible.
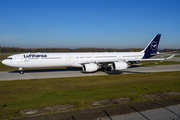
[175,55,180,57]
[0,71,180,119]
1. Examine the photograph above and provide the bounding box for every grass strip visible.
[175,55,180,57]
[0,71,180,119]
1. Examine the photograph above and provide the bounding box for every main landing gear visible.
[19,68,24,74]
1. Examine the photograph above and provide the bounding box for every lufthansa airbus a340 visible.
[2,34,175,74]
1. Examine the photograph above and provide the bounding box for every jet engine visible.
[111,61,128,70]
[82,63,99,72]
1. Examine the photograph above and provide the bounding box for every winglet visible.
[166,54,176,60]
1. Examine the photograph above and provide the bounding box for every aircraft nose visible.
[2,60,4,64]
[2,60,7,65]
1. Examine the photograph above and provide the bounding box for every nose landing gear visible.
[19,68,24,74]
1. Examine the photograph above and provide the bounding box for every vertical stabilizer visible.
[142,34,161,58]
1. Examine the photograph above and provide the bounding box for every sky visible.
[0,0,180,49]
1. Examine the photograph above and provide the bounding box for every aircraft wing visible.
[125,54,176,62]
[78,54,175,65]
[79,59,120,64]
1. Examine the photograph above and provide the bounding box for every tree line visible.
[0,46,179,53]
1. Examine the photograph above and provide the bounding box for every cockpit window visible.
[6,57,12,60]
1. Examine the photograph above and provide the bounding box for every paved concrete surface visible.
[12,97,180,120]
[103,105,180,120]
[167,57,180,61]
[0,64,180,81]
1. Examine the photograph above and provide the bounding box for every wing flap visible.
[78,59,119,65]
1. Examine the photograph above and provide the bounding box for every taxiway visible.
[0,64,180,81]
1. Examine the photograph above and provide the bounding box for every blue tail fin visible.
[142,34,161,58]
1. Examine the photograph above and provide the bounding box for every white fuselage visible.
[2,34,165,74]
[2,52,144,68]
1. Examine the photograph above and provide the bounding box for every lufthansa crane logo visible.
[151,41,157,51]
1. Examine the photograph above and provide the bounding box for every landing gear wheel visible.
[19,70,24,74]
[19,68,24,74]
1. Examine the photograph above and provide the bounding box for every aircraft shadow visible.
[8,68,146,74]
[9,68,82,73]
[105,70,148,75]
[130,106,150,120]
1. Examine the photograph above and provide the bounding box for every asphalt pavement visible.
[103,105,180,120]
[0,64,180,81]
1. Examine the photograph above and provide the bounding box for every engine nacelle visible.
[111,61,128,70]
[82,63,99,72]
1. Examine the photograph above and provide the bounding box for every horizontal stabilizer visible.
[165,54,176,60]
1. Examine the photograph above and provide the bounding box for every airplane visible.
[2,34,175,74]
